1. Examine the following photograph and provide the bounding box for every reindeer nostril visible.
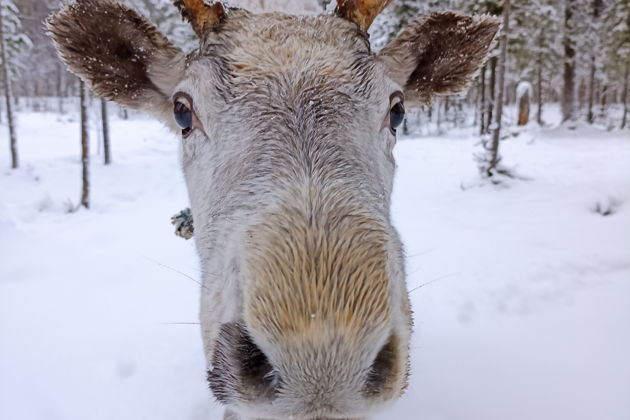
[239,332,278,391]
[208,322,279,404]
[363,334,400,397]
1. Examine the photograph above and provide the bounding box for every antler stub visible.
[335,0,394,31]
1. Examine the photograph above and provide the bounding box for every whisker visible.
[409,272,459,294]
[142,255,210,291]
[405,248,437,259]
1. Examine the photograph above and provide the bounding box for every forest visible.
[2,0,628,185]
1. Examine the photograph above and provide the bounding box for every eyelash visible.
[387,92,405,135]
[173,93,194,138]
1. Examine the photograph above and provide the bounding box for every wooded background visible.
[7,0,629,124]
[2,0,629,186]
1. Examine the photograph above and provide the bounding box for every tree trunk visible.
[101,99,111,165]
[561,0,576,124]
[622,62,629,129]
[599,84,608,120]
[435,100,442,133]
[479,64,486,135]
[487,56,497,135]
[586,0,602,124]
[0,7,18,169]
[80,81,90,209]
[517,85,530,126]
[536,55,543,125]
[488,0,509,175]
[444,96,450,114]
[57,64,65,114]
[587,58,596,124]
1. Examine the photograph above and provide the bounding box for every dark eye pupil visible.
[174,101,192,131]
[390,102,405,132]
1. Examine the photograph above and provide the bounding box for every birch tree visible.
[488,0,510,174]
[101,99,111,165]
[475,0,510,178]
[79,81,90,209]
[562,0,578,123]
[609,0,630,128]
[0,0,31,169]
[586,0,604,123]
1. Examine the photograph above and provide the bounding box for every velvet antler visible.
[335,0,393,31]
[173,0,226,37]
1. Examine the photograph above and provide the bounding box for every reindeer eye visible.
[174,99,193,137]
[389,101,405,134]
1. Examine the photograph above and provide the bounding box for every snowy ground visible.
[1,109,629,420]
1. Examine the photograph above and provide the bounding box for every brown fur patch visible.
[335,0,394,31]
[378,12,500,106]
[245,197,391,343]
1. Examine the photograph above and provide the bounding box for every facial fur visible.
[175,14,410,418]
[46,1,499,419]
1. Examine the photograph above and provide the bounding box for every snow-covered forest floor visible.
[1,108,629,420]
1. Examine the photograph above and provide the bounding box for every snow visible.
[1,109,629,420]
[516,80,533,100]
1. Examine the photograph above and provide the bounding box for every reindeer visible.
[47,1,498,419]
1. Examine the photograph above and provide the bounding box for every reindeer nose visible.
[207,322,403,415]
[208,323,279,404]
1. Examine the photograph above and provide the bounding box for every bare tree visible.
[536,48,544,125]
[0,4,18,169]
[622,61,629,129]
[586,0,603,124]
[487,56,497,135]
[561,0,577,123]
[101,98,111,165]
[479,64,486,135]
[80,80,89,209]
[488,0,509,174]
[56,63,65,114]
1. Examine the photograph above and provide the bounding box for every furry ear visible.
[378,12,500,106]
[46,0,185,120]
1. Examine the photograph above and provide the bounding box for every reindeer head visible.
[47,1,498,418]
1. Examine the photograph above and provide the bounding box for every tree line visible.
[2,0,629,197]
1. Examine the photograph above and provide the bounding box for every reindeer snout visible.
[208,322,405,419]
[207,209,409,418]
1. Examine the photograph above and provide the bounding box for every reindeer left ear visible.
[378,12,500,106]
[47,0,185,123]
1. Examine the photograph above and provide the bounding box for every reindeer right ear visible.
[46,0,185,120]
[378,12,500,106]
